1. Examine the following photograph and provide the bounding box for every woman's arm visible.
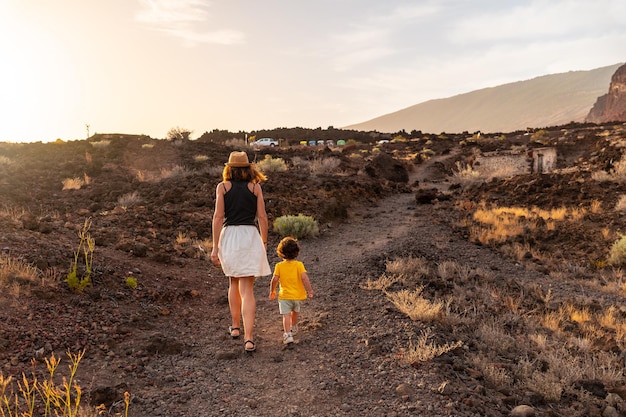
[211,183,225,264]
[254,184,268,245]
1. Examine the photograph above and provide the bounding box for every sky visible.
[0,0,624,143]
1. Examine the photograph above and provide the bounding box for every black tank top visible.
[223,181,257,226]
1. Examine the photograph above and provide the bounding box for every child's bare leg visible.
[291,311,299,328]
[282,313,292,333]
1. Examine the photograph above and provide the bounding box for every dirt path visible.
[175,190,423,417]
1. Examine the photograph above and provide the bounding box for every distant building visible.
[473,147,556,178]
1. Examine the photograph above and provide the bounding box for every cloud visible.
[328,2,441,71]
[136,0,245,45]
[449,0,626,44]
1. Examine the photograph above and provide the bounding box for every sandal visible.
[244,340,256,353]
[228,326,240,339]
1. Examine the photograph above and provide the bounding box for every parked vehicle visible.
[308,140,316,146]
[250,137,278,147]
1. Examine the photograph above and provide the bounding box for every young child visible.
[269,237,314,345]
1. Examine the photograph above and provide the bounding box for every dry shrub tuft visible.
[452,161,483,187]
[257,155,287,173]
[386,287,443,322]
[403,330,462,364]
[386,255,429,277]
[193,154,209,162]
[62,177,84,190]
[0,204,26,223]
[310,157,341,175]
[608,234,626,266]
[160,165,191,179]
[0,155,13,165]
[360,273,399,291]
[0,254,39,291]
[117,191,142,207]
[90,140,110,148]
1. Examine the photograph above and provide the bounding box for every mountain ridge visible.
[345,63,623,134]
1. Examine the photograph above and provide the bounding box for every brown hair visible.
[277,237,300,260]
[222,165,267,183]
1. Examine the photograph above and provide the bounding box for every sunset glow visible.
[0,0,624,142]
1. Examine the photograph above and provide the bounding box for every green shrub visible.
[273,214,319,239]
[608,234,626,266]
[125,276,138,289]
[257,155,287,173]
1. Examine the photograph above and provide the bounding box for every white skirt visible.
[218,225,271,277]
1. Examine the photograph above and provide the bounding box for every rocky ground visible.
[1,123,626,416]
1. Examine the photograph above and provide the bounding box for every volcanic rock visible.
[586,63,626,123]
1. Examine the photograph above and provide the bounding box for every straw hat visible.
[225,151,252,167]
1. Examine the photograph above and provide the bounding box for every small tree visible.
[166,127,192,141]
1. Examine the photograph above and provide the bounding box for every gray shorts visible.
[278,299,302,315]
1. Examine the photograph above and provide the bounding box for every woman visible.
[211,151,271,353]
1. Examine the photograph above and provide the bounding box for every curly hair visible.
[276,237,300,260]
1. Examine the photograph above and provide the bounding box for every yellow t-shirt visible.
[273,260,308,300]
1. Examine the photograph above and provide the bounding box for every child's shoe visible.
[283,332,294,345]
[291,325,298,335]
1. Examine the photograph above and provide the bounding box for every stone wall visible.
[473,147,556,178]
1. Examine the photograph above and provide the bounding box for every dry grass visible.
[592,153,626,182]
[469,202,600,247]
[160,165,191,179]
[194,238,212,258]
[452,161,482,187]
[615,195,626,211]
[0,204,26,223]
[176,232,190,245]
[62,177,84,190]
[0,254,40,293]
[0,155,13,165]
[193,154,209,162]
[173,234,213,259]
[402,330,463,364]
[386,287,444,322]
[117,191,142,207]
[290,156,342,176]
[90,139,110,148]
[136,164,197,182]
[257,155,288,173]
[372,199,626,402]
[360,273,399,291]
[309,157,341,175]
[386,255,430,276]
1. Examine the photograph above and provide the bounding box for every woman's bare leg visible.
[238,276,256,345]
[228,277,242,334]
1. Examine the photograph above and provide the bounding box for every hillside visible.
[345,63,623,134]
[1,125,626,416]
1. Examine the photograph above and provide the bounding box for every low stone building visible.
[473,147,556,178]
